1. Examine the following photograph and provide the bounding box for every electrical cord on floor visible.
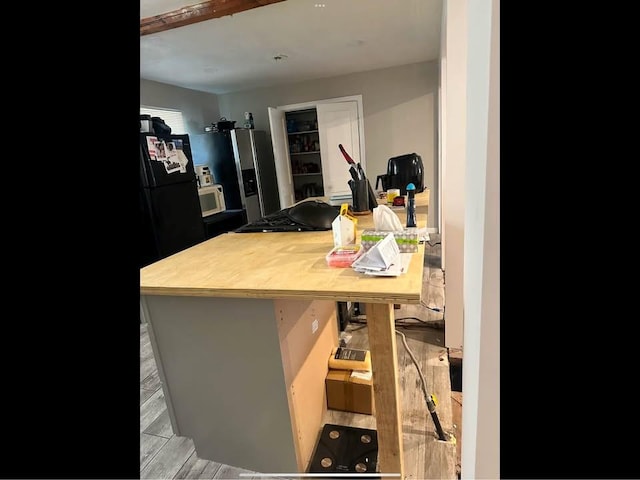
[348,316,443,330]
[395,316,443,329]
[342,320,449,440]
[394,316,428,324]
[426,241,441,248]
[395,329,447,441]
[348,323,368,331]
[420,303,444,313]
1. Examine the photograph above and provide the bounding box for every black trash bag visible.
[151,117,172,140]
[216,117,236,131]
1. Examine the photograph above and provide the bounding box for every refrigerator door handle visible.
[249,131,266,217]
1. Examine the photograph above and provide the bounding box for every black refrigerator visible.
[140,133,205,268]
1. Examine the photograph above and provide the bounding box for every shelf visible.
[288,129,319,135]
[287,108,316,116]
[290,151,320,156]
[292,173,322,177]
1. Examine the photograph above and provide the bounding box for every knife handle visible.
[339,144,356,164]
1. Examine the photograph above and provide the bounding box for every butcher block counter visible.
[140,190,429,477]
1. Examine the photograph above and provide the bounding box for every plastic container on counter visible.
[325,244,363,268]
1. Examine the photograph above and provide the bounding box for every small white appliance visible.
[198,184,226,217]
[140,115,153,133]
[195,165,213,187]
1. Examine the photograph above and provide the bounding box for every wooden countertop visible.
[140,191,429,304]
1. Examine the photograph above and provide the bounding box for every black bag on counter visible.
[215,117,236,131]
[151,117,172,139]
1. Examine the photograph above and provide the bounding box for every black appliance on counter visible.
[375,153,425,195]
[140,133,205,268]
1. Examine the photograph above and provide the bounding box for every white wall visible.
[217,62,440,229]
[442,0,467,349]
[140,79,220,139]
[461,0,500,478]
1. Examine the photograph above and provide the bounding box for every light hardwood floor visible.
[140,237,459,479]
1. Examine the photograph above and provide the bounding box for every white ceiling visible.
[140,0,443,95]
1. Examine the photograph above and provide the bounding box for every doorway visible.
[268,95,366,208]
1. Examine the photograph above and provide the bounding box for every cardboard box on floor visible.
[325,369,375,415]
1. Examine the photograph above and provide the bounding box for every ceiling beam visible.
[141,0,287,36]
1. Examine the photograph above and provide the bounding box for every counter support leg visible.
[366,302,404,479]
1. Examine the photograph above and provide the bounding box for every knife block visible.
[351,179,369,213]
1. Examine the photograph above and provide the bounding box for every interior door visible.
[268,107,295,208]
[316,101,360,197]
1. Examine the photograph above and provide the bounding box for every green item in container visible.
[360,230,418,253]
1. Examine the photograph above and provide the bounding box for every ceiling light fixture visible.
[314,3,326,7]
[273,54,288,61]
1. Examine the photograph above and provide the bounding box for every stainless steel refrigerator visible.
[191,129,280,223]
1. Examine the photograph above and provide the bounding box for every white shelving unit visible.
[285,109,324,201]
